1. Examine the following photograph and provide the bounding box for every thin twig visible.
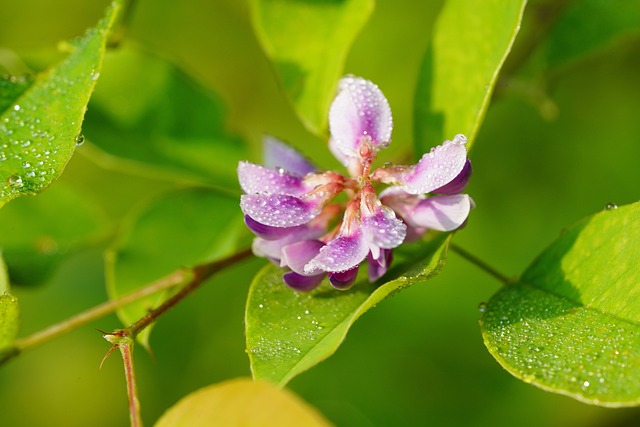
[127,248,253,337]
[118,336,143,427]
[14,269,190,352]
[450,243,512,285]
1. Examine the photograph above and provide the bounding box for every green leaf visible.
[543,0,640,70]
[0,183,106,286]
[84,45,246,189]
[246,234,450,386]
[0,0,122,208]
[106,188,243,348]
[250,0,373,135]
[414,0,526,152]
[154,378,333,427]
[0,253,19,351]
[482,202,640,406]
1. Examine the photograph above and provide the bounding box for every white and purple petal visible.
[251,222,325,261]
[238,161,308,195]
[408,194,472,231]
[328,266,359,290]
[240,194,321,228]
[329,76,393,159]
[361,205,407,251]
[281,240,325,275]
[283,271,325,292]
[433,159,472,195]
[305,229,369,273]
[263,135,316,177]
[368,249,392,282]
[244,215,301,240]
[373,136,467,195]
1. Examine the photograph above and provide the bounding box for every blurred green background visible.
[1,0,640,425]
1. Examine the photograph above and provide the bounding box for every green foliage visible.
[155,378,332,427]
[0,0,122,208]
[543,0,640,70]
[250,0,373,135]
[0,253,19,355]
[414,0,527,152]
[0,183,106,285]
[84,45,246,188]
[482,202,640,406]
[106,188,244,348]
[246,234,449,385]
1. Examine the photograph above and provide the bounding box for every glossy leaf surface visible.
[0,0,122,208]
[246,235,449,386]
[250,0,373,134]
[482,202,640,406]
[414,0,526,152]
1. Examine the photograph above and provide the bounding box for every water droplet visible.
[13,104,21,111]
[605,202,618,210]
[75,133,85,146]
[6,174,23,188]
[478,302,488,313]
[22,161,31,168]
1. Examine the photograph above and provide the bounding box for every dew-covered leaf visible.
[414,0,526,152]
[482,202,640,406]
[0,0,122,208]
[84,45,246,189]
[106,188,243,348]
[0,253,19,351]
[541,0,640,71]
[154,378,332,427]
[0,183,106,286]
[246,234,449,386]
[250,0,373,135]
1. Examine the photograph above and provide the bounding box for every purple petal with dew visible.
[263,135,316,176]
[433,159,472,195]
[329,266,359,290]
[244,215,300,240]
[240,194,320,228]
[329,76,393,158]
[238,161,307,196]
[377,136,467,195]
[409,194,472,231]
[305,230,369,273]
[251,222,326,260]
[362,206,407,250]
[281,240,325,275]
[368,249,392,282]
[283,271,325,292]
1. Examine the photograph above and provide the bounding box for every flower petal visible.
[250,220,327,260]
[283,271,325,292]
[240,194,320,227]
[328,266,359,290]
[305,230,369,273]
[263,135,316,177]
[238,161,308,195]
[329,76,393,159]
[244,215,300,240]
[368,249,392,282]
[373,135,467,194]
[362,205,407,250]
[281,240,325,275]
[433,159,472,195]
[409,194,472,231]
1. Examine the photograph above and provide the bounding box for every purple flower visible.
[239,76,473,291]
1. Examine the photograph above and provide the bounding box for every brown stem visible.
[118,335,143,427]
[127,248,253,338]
